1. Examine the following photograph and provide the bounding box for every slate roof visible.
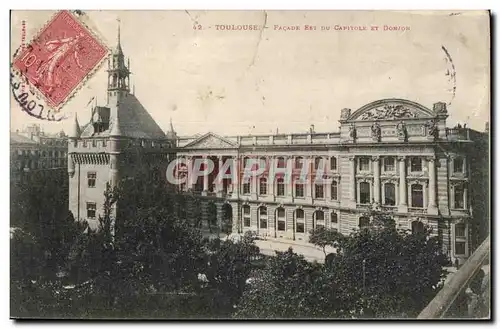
[80,93,166,139]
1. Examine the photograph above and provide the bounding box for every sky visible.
[10,10,490,137]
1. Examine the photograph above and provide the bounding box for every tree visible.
[235,212,448,319]
[234,248,343,319]
[309,226,345,256]
[199,234,260,316]
[331,212,448,318]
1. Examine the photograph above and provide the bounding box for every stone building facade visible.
[67,30,489,263]
[175,99,489,264]
[10,125,68,183]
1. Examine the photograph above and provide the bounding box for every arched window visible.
[411,221,424,234]
[259,177,267,195]
[411,184,424,208]
[295,209,305,233]
[331,181,338,200]
[359,216,370,229]
[259,206,268,229]
[359,182,371,204]
[384,183,396,206]
[331,212,338,224]
[314,210,325,229]
[276,208,286,231]
[295,156,303,169]
[276,178,285,196]
[330,157,337,171]
[242,205,251,227]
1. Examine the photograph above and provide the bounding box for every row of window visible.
[242,178,340,200]
[15,149,67,157]
[243,156,338,171]
[16,159,68,170]
[242,206,338,233]
[357,156,465,173]
[240,156,466,174]
[240,178,466,209]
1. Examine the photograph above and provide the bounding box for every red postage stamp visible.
[12,10,108,109]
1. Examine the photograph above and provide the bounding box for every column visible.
[216,156,224,196]
[186,156,193,190]
[398,156,407,211]
[251,156,258,198]
[427,156,438,214]
[373,156,381,205]
[202,155,209,194]
[287,157,294,197]
[269,157,275,197]
[349,156,356,205]
[231,156,238,194]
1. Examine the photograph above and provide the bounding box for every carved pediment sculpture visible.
[184,133,236,149]
[360,104,420,121]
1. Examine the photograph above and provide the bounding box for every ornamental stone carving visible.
[371,121,382,142]
[396,121,408,141]
[359,104,419,121]
[425,119,439,140]
[349,123,357,141]
[340,108,352,120]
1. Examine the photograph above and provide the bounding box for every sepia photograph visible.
[9,9,491,320]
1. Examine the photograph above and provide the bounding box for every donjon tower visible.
[67,23,177,229]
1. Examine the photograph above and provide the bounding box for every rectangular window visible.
[455,242,466,255]
[296,222,305,233]
[276,178,285,196]
[243,206,251,227]
[410,157,422,172]
[384,183,396,206]
[86,202,96,219]
[455,224,466,238]
[359,182,371,204]
[384,157,395,172]
[295,183,304,197]
[87,172,96,188]
[454,186,465,209]
[453,158,464,173]
[331,182,338,200]
[259,178,267,195]
[243,181,251,194]
[330,157,337,171]
[411,184,424,208]
[359,157,370,171]
[315,184,324,199]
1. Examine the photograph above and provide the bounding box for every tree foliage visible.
[235,212,448,319]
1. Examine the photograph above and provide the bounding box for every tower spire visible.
[70,113,81,138]
[117,17,122,51]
